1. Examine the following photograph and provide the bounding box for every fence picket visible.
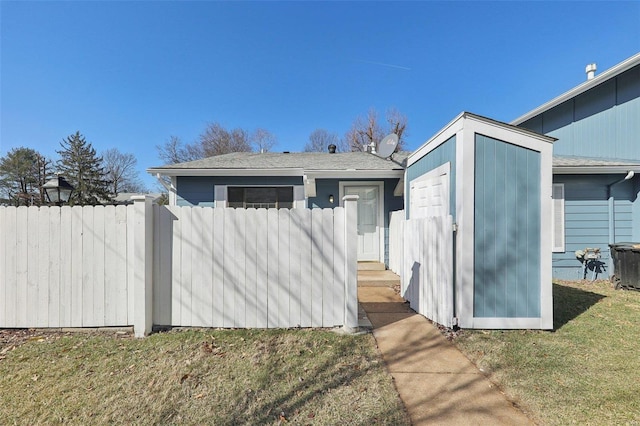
[36,207,50,327]
[245,209,258,328]
[265,209,277,327]
[234,209,247,328]
[48,208,61,327]
[255,209,268,328]
[212,208,225,326]
[191,207,205,327]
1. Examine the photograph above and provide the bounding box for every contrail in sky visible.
[355,59,412,71]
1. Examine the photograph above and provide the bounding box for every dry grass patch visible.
[0,328,409,425]
[455,280,640,425]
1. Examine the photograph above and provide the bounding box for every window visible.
[552,183,565,252]
[227,187,294,209]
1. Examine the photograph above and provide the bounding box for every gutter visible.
[554,166,640,174]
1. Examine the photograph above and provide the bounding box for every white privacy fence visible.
[389,210,454,328]
[153,205,356,329]
[0,205,135,329]
[0,196,358,337]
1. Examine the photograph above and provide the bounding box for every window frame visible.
[220,185,295,209]
[552,183,565,252]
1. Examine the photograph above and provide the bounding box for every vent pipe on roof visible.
[586,63,597,80]
[328,144,336,153]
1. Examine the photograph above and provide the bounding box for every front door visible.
[343,184,381,261]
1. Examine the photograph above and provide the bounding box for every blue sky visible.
[1,1,639,190]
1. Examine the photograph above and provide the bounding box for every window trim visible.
[214,185,297,209]
[552,183,565,252]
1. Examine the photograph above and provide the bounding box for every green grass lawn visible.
[0,328,409,425]
[455,280,640,425]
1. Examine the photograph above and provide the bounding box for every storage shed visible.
[405,112,555,329]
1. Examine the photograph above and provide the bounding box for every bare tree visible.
[102,148,146,195]
[344,108,408,152]
[199,123,252,156]
[386,108,408,150]
[157,123,276,166]
[345,109,385,152]
[156,135,201,165]
[304,129,343,152]
[251,128,277,153]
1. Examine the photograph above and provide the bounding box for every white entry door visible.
[343,184,382,261]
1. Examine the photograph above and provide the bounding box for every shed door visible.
[410,164,450,219]
[343,185,381,261]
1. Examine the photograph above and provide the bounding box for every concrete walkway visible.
[358,284,534,425]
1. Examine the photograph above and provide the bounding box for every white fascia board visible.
[511,52,640,125]
[408,112,466,167]
[464,113,555,153]
[147,168,305,177]
[554,166,640,174]
[304,170,403,179]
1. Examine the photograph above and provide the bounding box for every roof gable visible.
[511,52,640,125]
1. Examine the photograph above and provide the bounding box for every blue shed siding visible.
[310,178,403,265]
[474,135,541,318]
[406,135,456,219]
[552,174,638,280]
[176,176,303,206]
[520,65,640,160]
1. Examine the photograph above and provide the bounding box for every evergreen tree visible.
[0,147,51,206]
[57,132,111,205]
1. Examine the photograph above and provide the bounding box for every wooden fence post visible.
[132,196,154,337]
[343,195,359,331]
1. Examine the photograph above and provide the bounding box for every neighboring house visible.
[148,151,408,265]
[112,192,163,205]
[512,52,640,280]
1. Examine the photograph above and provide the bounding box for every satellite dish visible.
[376,133,399,158]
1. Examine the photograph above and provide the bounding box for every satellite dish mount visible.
[375,133,399,159]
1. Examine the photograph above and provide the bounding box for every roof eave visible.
[147,168,305,177]
[512,52,640,125]
[305,169,404,179]
[148,168,404,178]
[553,165,640,174]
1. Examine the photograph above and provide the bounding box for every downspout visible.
[608,171,634,272]
[154,173,177,202]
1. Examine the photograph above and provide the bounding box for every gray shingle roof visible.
[150,151,409,171]
[553,155,640,168]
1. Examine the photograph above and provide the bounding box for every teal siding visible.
[474,135,541,318]
[520,65,640,160]
[552,175,637,280]
[406,135,456,219]
[176,176,303,206]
